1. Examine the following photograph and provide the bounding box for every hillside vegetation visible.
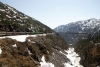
[74,34,100,67]
[0,34,69,67]
[0,2,53,33]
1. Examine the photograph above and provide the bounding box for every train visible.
[0,32,43,36]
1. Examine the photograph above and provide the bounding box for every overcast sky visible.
[0,0,100,29]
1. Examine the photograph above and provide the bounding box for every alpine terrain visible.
[54,18,100,45]
[54,18,100,67]
[0,2,84,67]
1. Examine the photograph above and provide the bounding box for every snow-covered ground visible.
[64,48,83,67]
[0,34,46,42]
[0,35,83,67]
[60,47,83,67]
[39,56,54,67]
[39,47,83,67]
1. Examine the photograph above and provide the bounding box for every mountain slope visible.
[74,34,100,67]
[54,18,100,33]
[0,33,69,67]
[54,18,100,45]
[0,2,53,33]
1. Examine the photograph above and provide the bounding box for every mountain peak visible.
[54,18,100,33]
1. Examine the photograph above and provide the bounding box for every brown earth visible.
[0,34,69,67]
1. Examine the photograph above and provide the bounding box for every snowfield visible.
[39,56,54,67]
[64,48,83,67]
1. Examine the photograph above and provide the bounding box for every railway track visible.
[0,32,37,36]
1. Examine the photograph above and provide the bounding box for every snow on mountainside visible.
[54,18,100,33]
[54,18,100,45]
[0,2,53,33]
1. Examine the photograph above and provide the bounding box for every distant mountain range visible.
[54,18,100,45]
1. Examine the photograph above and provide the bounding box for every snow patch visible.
[12,44,17,47]
[0,9,5,11]
[7,6,17,14]
[0,35,36,42]
[60,48,83,67]
[0,34,46,42]
[27,48,32,54]
[0,48,2,54]
[16,19,23,22]
[13,16,16,18]
[28,39,35,43]
[6,15,12,18]
[28,50,32,54]
[39,56,54,67]
[65,48,83,67]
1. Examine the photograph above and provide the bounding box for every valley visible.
[0,1,100,67]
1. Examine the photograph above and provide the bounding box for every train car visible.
[0,32,43,36]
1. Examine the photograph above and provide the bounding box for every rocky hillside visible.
[74,34,100,67]
[0,2,53,33]
[54,18,100,45]
[0,33,69,67]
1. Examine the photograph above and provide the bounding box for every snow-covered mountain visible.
[54,18,100,33]
[54,18,100,45]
